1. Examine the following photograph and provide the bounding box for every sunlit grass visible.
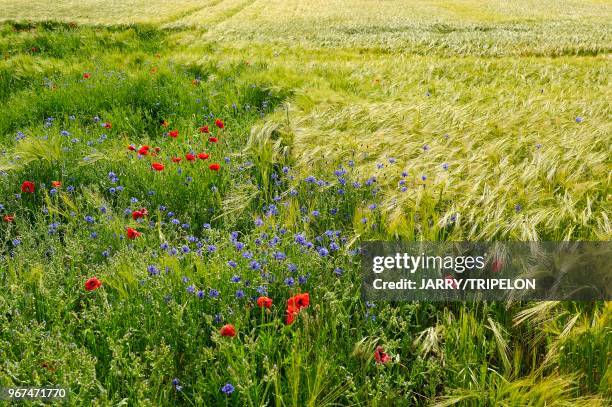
[0,1,610,405]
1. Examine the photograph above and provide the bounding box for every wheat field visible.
[0,1,610,405]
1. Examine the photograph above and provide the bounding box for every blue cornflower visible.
[284,277,295,287]
[235,289,245,299]
[207,245,217,253]
[84,215,94,224]
[209,289,219,298]
[231,275,241,283]
[186,285,195,294]
[221,383,235,395]
[147,265,160,276]
[249,260,261,270]
[318,247,329,257]
[254,217,264,227]
[227,260,237,268]
[442,163,448,170]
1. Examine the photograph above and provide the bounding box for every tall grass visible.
[0,2,610,405]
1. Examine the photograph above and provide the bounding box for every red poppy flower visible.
[154,146,161,153]
[220,324,236,337]
[138,146,149,155]
[208,137,218,143]
[444,275,458,289]
[152,162,164,171]
[256,296,273,309]
[286,304,299,325]
[287,293,309,310]
[3,214,14,222]
[85,276,102,291]
[198,152,209,160]
[168,130,179,138]
[374,346,391,364]
[21,181,35,193]
[185,153,196,161]
[215,119,224,129]
[209,163,220,171]
[126,227,141,239]
[199,125,209,134]
[132,209,148,220]
[83,72,91,79]
[51,181,61,188]
[172,157,182,163]
[102,122,112,129]
[127,145,136,151]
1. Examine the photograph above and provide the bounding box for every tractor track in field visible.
[209,0,256,26]
[160,0,225,26]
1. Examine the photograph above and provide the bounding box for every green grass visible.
[0,1,611,405]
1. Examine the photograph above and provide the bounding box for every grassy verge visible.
[0,3,610,405]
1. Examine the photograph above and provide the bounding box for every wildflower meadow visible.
[0,1,610,406]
